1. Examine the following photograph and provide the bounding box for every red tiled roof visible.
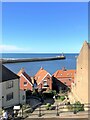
[53,69,76,88]
[34,67,49,84]
[17,68,24,76]
[17,68,32,84]
[53,70,76,79]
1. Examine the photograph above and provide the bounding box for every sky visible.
[1,2,88,53]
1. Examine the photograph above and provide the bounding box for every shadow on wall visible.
[52,76,68,93]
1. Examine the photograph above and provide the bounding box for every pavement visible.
[25,110,89,118]
[22,98,90,119]
[14,117,89,120]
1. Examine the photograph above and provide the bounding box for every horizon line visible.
[0,52,79,54]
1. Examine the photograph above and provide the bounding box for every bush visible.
[43,92,53,98]
[55,95,60,100]
[32,90,37,96]
[48,90,57,96]
[60,96,65,101]
[51,90,57,96]
[73,101,84,112]
[57,96,61,100]
[55,95,65,101]
[67,101,84,112]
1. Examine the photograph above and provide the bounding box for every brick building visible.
[17,68,33,91]
[34,67,52,91]
[53,67,76,88]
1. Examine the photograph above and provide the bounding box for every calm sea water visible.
[1,53,78,76]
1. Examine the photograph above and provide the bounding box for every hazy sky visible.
[2,2,88,53]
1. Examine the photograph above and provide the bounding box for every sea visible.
[1,53,78,76]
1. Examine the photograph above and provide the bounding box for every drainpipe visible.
[2,96,4,109]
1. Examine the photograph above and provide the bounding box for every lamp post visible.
[38,106,41,117]
[56,104,59,116]
[53,95,59,116]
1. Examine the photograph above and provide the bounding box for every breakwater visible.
[1,55,66,64]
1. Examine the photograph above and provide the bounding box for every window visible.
[6,92,13,101]
[24,82,27,86]
[47,77,50,79]
[6,81,13,89]
[22,95,25,100]
[43,79,47,82]
[69,78,72,81]
[43,80,48,87]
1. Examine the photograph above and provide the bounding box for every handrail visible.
[22,103,90,118]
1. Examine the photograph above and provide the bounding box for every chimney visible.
[40,66,43,70]
[62,67,67,71]
[21,68,25,73]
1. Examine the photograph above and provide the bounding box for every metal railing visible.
[22,103,90,118]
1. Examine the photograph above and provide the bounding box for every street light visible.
[56,104,59,116]
[38,106,41,117]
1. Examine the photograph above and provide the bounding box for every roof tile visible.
[53,69,76,88]
[34,68,49,84]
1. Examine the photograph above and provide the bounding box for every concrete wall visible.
[71,41,90,104]
[88,43,90,104]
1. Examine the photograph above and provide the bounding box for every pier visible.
[1,55,66,64]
